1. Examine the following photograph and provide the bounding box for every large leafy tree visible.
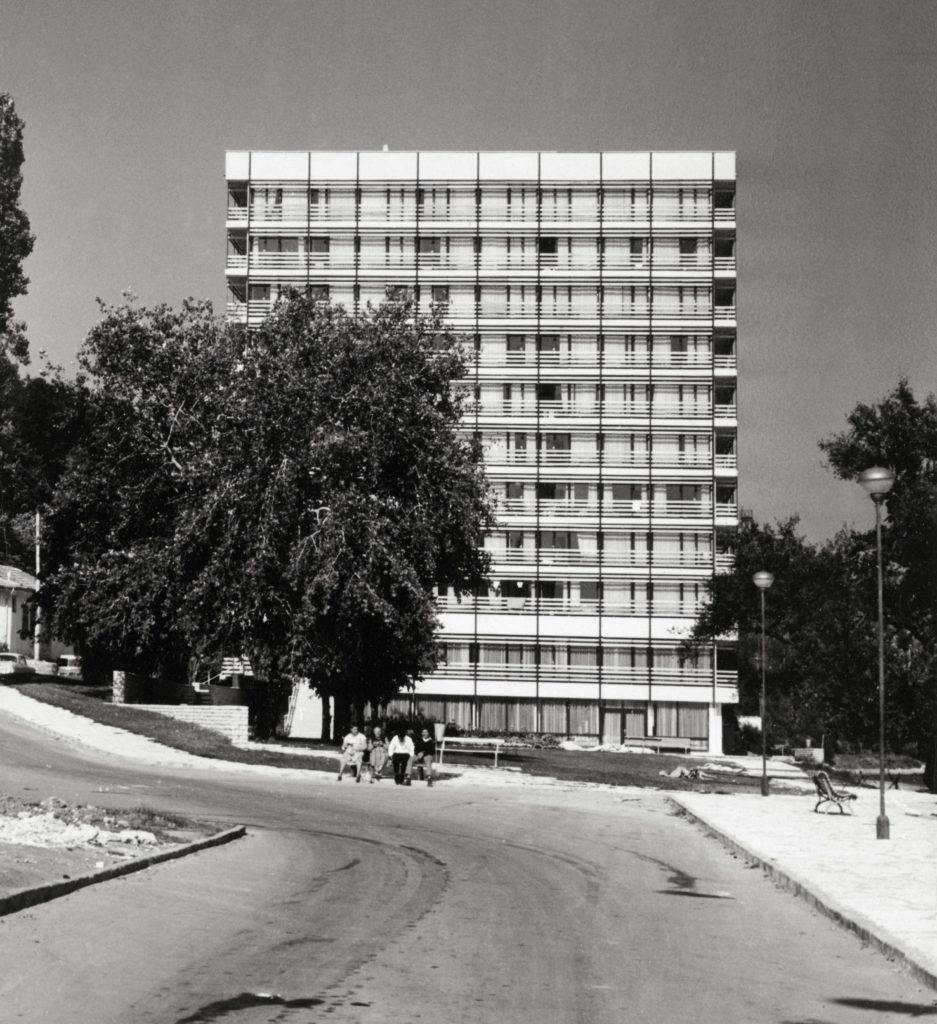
[820,379,937,789]
[42,294,492,721]
[690,518,888,752]
[692,381,937,790]
[0,93,77,569]
[0,93,34,363]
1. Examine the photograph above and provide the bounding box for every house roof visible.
[0,565,38,591]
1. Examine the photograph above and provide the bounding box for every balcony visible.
[430,662,732,690]
[438,593,707,617]
[486,547,730,571]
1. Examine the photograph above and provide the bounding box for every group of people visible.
[337,725,437,786]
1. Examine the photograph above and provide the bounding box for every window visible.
[257,237,298,253]
[537,482,565,501]
[538,383,561,403]
[538,335,560,359]
[666,484,702,502]
[610,484,643,503]
[506,482,525,500]
[506,335,526,361]
[307,236,329,254]
[678,237,698,255]
[419,237,441,255]
[629,237,645,255]
[538,237,558,256]
[538,530,578,550]
[307,284,330,302]
[431,285,450,304]
[542,432,571,452]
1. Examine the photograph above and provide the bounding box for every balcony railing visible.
[492,499,721,520]
[436,594,706,617]
[476,399,715,419]
[431,663,731,689]
[485,548,731,570]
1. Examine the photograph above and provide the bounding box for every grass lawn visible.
[9,679,816,792]
[11,680,339,774]
[444,745,768,792]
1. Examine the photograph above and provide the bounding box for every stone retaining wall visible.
[131,705,249,744]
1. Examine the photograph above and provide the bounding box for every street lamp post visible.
[858,466,895,840]
[753,570,774,797]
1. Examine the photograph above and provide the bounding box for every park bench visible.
[437,736,505,768]
[812,770,857,814]
[623,737,694,754]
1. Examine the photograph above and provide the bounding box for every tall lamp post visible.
[752,571,774,797]
[858,466,895,840]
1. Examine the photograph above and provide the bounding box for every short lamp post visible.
[858,466,895,840]
[753,570,775,797]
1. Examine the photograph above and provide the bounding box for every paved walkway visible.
[1,686,935,988]
[669,785,937,989]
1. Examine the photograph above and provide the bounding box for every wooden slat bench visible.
[438,736,505,768]
[622,737,694,754]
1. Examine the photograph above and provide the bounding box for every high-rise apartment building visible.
[225,150,738,754]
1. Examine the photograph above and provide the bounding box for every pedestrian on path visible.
[413,728,437,787]
[337,726,368,781]
[388,727,415,785]
[367,726,388,782]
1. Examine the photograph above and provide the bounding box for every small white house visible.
[0,564,70,662]
[0,565,37,657]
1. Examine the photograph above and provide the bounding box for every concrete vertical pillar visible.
[708,703,723,755]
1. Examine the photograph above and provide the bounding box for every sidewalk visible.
[1,685,935,987]
[669,785,937,990]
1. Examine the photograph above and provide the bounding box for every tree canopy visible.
[0,93,34,363]
[41,294,493,715]
[692,381,937,788]
[0,93,77,569]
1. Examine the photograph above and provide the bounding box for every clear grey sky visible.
[3,0,935,541]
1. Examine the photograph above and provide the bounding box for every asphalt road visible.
[0,715,931,1024]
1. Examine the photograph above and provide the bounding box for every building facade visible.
[225,150,738,753]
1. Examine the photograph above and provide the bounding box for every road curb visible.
[667,796,937,992]
[0,825,247,918]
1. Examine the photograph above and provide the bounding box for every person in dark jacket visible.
[412,728,437,787]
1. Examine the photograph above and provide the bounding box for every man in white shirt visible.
[337,726,368,782]
[387,727,415,785]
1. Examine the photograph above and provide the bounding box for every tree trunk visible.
[923,731,937,794]
[320,691,333,744]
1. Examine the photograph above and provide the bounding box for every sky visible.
[2,0,936,541]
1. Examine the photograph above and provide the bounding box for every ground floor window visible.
[655,701,709,740]
[377,696,710,746]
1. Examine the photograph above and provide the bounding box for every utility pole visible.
[33,511,40,662]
